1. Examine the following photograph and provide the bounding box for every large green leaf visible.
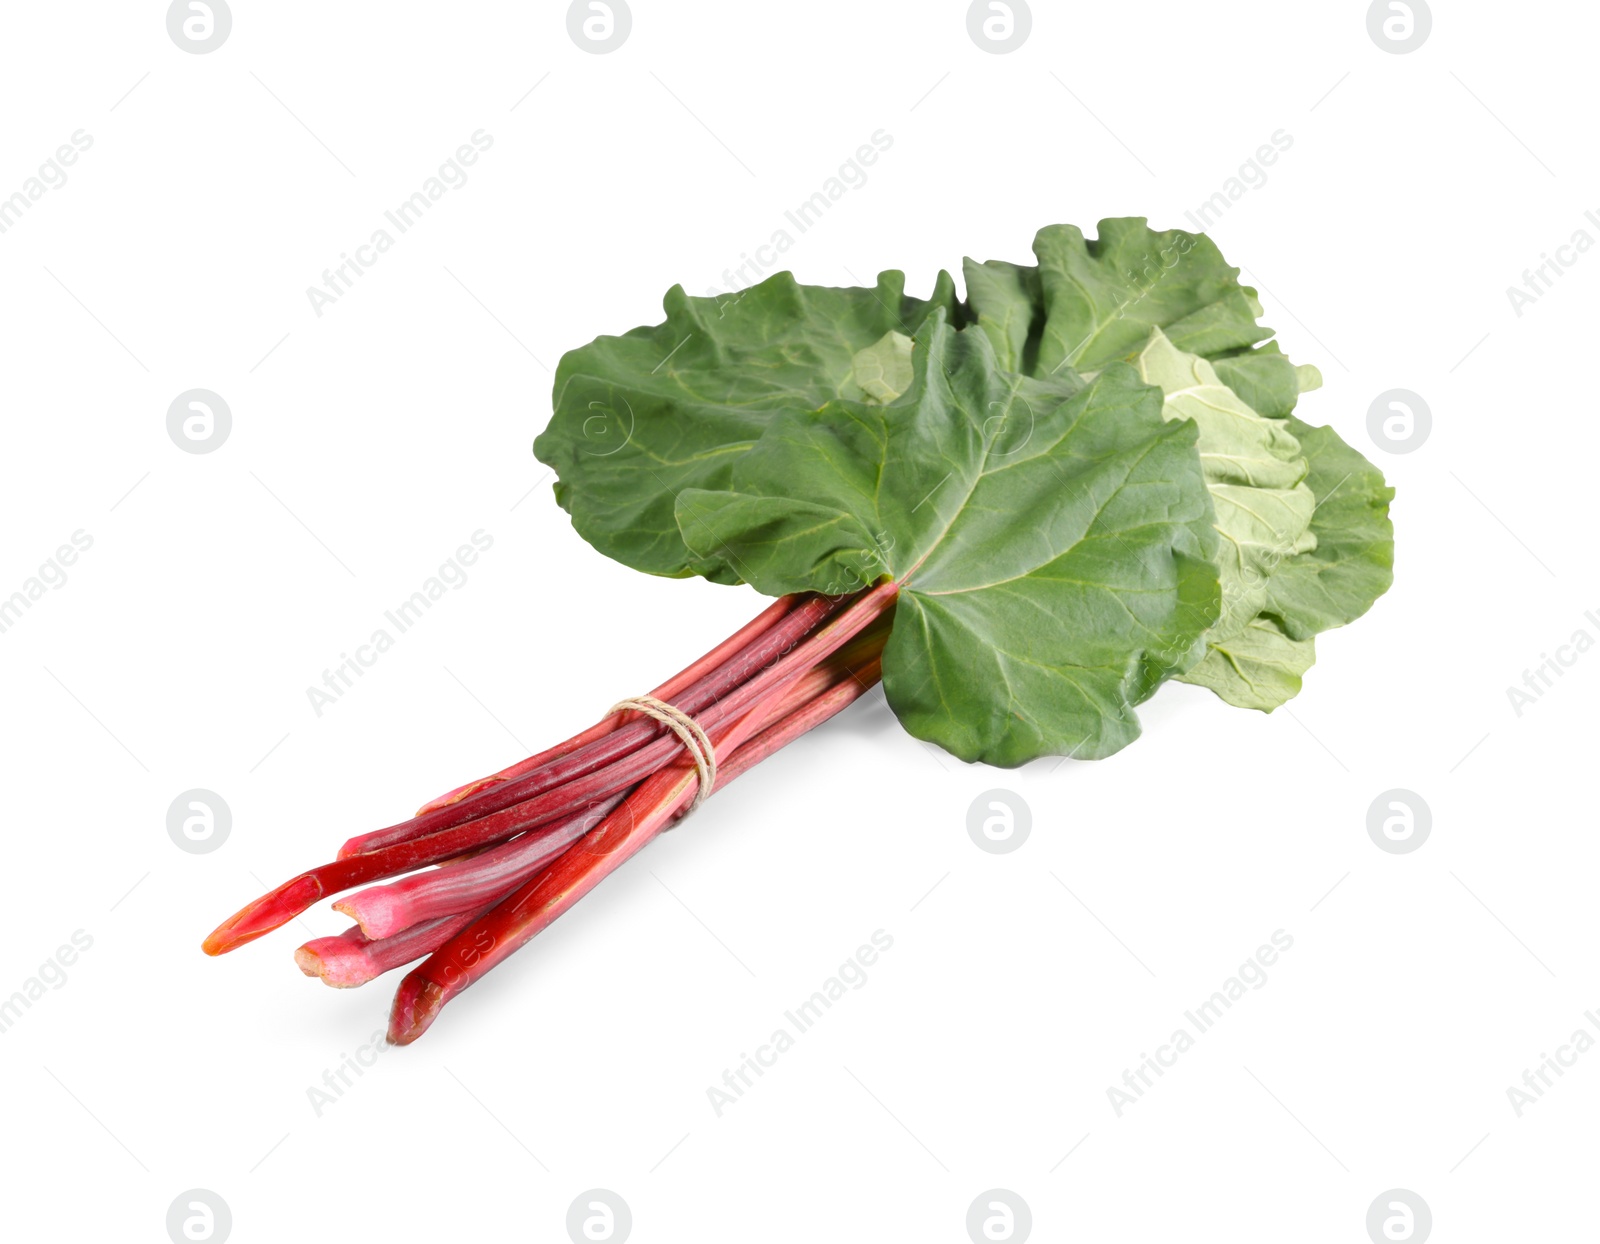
[536,221,1319,587]
[958,224,1362,695]
[1031,219,1273,374]
[1263,417,1395,639]
[1179,617,1316,710]
[1136,330,1316,644]
[961,257,1043,374]
[531,222,1395,752]
[965,219,1313,420]
[674,314,1221,765]
[1144,344,1392,709]
[1211,341,1323,420]
[534,270,960,581]
[1174,392,1395,712]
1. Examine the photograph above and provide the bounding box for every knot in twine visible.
[607,695,716,819]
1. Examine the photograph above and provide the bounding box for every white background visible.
[0,2,1594,1241]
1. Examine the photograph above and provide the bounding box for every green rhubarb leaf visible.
[1133,329,1328,711]
[963,220,1320,420]
[534,269,961,581]
[1132,334,1392,710]
[1180,617,1316,710]
[532,222,1393,747]
[675,313,1221,766]
[1262,417,1395,640]
[1210,341,1322,419]
[962,257,1044,374]
[1137,330,1316,649]
[1032,219,1273,374]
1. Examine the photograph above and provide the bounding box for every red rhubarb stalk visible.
[333,796,623,939]
[715,654,884,788]
[202,584,897,956]
[386,623,889,1043]
[335,591,843,858]
[411,595,802,815]
[389,725,749,1043]
[294,907,490,989]
[301,648,883,991]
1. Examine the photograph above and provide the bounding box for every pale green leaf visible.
[1138,330,1316,646]
[1180,617,1316,710]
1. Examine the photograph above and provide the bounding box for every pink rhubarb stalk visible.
[335,591,842,858]
[294,907,489,989]
[202,584,896,956]
[411,595,802,815]
[332,796,623,940]
[386,622,889,1043]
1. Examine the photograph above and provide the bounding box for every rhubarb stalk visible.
[202,585,896,956]
[386,615,889,1043]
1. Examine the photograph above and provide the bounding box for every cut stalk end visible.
[294,935,374,988]
[332,889,406,941]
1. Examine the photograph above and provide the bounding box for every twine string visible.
[607,695,717,818]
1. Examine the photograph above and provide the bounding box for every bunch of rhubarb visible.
[204,220,1395,1043]
[205,587,894,1043]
